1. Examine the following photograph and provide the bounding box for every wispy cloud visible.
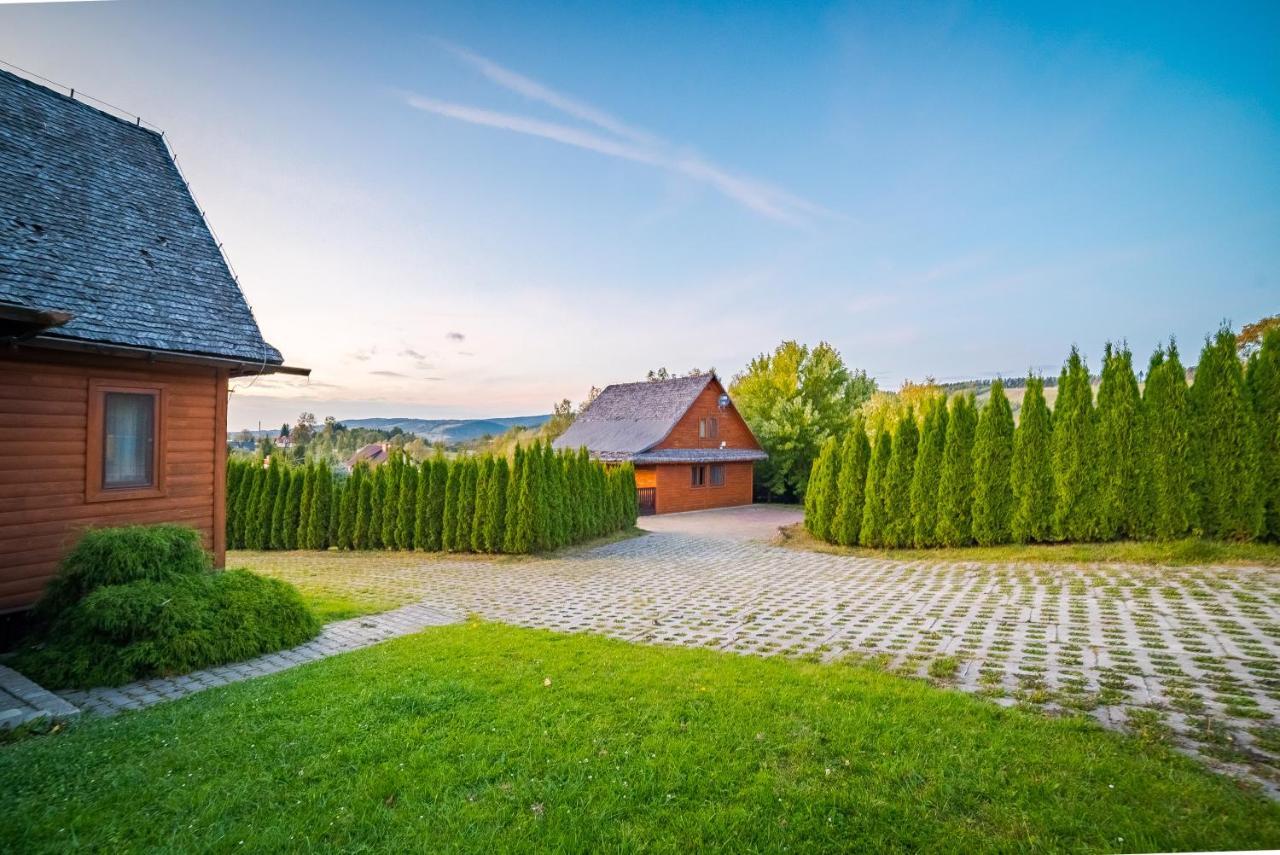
[445,331,466,341]
[370,369,408,378]
[405,46,828,225]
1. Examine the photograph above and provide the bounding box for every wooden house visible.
[553,373,765,515]
[0,69,304,612]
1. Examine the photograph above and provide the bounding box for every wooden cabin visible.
[553,373,766,515]
[0,69,304,612]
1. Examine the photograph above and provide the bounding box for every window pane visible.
[698,418,706,438]
[104,392,155,489]
[710,417,718,438]
[711,464,725,486]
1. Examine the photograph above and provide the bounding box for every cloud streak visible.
[406,46,827,225]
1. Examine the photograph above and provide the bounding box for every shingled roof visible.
[553,373,767,464]
[0,68,283,366]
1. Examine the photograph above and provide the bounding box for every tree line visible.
[805,326,1280,547]
[226,441,638,554]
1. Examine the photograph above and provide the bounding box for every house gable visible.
[652,377,762,453]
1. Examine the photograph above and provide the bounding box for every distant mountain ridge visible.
[229,414,549,445]
[338,415,550,443]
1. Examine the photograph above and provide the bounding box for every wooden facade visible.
[639,378,761,514]
[0,347,228,612]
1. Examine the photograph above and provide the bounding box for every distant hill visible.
[337,415,549,444]
[230,414,550,445]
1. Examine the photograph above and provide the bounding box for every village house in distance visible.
[0,69,303,611]
[553,373,766,514]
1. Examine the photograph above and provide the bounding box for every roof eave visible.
[15,334,310,377]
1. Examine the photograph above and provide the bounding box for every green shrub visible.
[396,463,418,550]
[16,570,318,689]
[17,524,319,688]
[38,524,210,618]
[1144,343,1196,539]
[805,438,839,540]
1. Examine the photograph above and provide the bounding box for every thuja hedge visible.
[226,441,638,554]
[806,326,1280,548]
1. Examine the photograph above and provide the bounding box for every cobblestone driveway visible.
[236,506,1280,791]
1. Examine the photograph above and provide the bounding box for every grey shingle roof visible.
[630,448,767,464]
[0,69,282,364]
[554,374,753,460]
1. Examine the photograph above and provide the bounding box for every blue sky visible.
[2,1,1276,430]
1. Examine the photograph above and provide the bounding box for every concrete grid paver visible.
[237,506,1280,792]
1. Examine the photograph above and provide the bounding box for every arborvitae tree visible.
[330,473,345,547]
[249,457,278,550]
[280,468,303,550]
[1246,329,1280,541]
[1094,344,1147,540]
[338,465,361,550]
[451,458,475,551]
[503,446,525,553]
[307,464,332,549]
[427,456,448,550]
[591,460,608,538]
[441,460,460,551]
[470,457,493,552]
[806,437,841,541]
[378,460,399,549]
[936,394,977,547]
[910,399,948,548]
[971,380,1015,546]
[1144,344,1196,540]
[393,463,416,549]
[296,464,315,548]
[225,462,243,548]
[859,431,892,547]
[230,462,253,549]
[367,466,386,549]
[830,418,871,547]
[354,467,374,550]
[882,409,919,548]
[270,465,292,550]
[1052,347,1098,541]
[562,452,581,542]
[532,443,552,550]
[1191,327,1263,539]
[510,445,537,553]
[541,443,559,549]
[622,462,638,528]
[414,460,432,549]
[577,448,594,537]
[482,456,509,552]
[1010,377,1054,543]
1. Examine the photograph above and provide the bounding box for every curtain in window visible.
[104,392,155,488]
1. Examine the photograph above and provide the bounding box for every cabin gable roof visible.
[0,68,283,365]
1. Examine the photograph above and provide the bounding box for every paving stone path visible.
[56,602,459,716]
[237,506,1280,792]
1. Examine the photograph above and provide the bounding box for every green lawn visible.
[2,623,1277,852]
[295,587,403,623]
[778,523,1280,567]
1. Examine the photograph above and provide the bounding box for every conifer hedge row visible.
[805,327,1280,547]
[226,442,637,554]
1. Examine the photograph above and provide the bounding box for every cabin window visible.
[698,417,719,439]
[87,380,166,501]
[710,464,725,486]
[103,393,156,488]
[690,465,706,487]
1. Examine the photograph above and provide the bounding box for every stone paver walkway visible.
[236,506,1280,791]
[0,665,79,729]
[56,602,459,716]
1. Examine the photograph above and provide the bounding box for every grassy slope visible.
[3,623,1277,852]
[778,524,1280,567]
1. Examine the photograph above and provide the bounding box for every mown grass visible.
[2,622,1277,852]
[295,588,403,623]
[777,523,1280,567]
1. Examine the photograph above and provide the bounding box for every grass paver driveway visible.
[235,506,1280,792]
